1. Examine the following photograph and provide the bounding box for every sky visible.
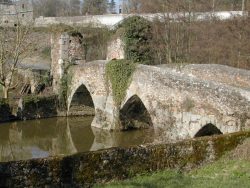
[114,0,121,12]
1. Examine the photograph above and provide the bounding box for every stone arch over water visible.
[119,95,153,130]
[194,123,223,138]
[68,84,95,116]
[67,79,95,113]
[67,62,119,130]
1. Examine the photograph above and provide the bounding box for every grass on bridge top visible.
[96,138,250,188]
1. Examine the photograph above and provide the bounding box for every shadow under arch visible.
[68,84,95,116]
[194,123,223,138]
[120,95,153,130]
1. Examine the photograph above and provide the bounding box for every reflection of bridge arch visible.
[67,117,95,152]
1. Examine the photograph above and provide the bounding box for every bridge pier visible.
[51,32,86,95]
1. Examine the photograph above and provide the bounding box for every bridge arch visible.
[67,79,96,113]
[194,123,223,138]
[66,62,119,130]
[120,94,153,130]
[68,84,95,116]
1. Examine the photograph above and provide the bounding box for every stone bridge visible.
[35,11,247,28]
[67,60,250,141]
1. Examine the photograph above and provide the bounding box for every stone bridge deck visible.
[67,61,250,141]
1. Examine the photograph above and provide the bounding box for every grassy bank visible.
[96,138,250,188]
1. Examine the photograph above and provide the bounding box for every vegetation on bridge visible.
[106,60,136,106]
[59,65,73,109]
[119,16,153,65]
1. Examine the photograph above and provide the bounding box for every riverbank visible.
[0,94,96,123]
[97,138,250,188]
[0,131,249,187]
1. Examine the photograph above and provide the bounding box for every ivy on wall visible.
[119,16,153,65]
[106,59,136,106]
[58,65,73,109]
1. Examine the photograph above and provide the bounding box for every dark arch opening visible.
[119,95,153,130]
[69,84,95,116]
[194,123,223,138]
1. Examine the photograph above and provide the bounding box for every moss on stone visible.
[20,95,58,120]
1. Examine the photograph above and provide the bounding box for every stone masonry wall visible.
[106,37,125,60]
[51,33,69,94]
[17,95,58,120]
[123,64,250,141]
[51,32,86,95]
[0,0,33,26]
[0,131,249,187]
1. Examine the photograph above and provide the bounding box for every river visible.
[0,117,155,162]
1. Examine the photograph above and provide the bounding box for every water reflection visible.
[0,117,154,162]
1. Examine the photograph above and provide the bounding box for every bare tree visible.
[32,0,82,17]
[82,0,108,15]
[0,18,35,99]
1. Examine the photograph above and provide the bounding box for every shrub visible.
[119,16,153,65]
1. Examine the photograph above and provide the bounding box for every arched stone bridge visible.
[67,60,250,141]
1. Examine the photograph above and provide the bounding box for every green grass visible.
[96,136,250,188]
[96,158,250,188]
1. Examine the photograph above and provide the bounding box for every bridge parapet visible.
[159,64,250,89]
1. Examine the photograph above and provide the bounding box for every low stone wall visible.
[0,131,249,187]
[17,95,58,120]
[0,99,12,122]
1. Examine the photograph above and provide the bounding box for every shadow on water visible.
[0,116,155,162]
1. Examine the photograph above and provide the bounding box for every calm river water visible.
[0,117,154,162]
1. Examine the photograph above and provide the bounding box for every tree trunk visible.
[242,0,245,11]
[3,86,8,99]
